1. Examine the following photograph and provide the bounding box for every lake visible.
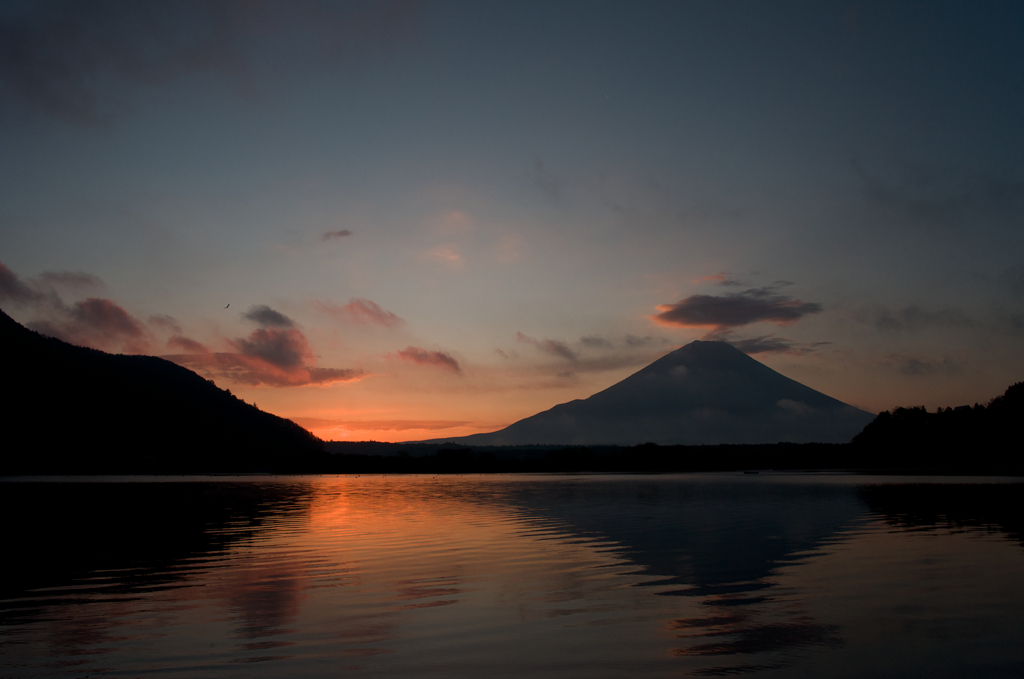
[2,473,1022,678]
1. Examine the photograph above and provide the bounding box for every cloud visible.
[37,270,103,289]
[580,335,613,349]
[624,334,656,347]
[73,297,144,337]
[167,334,209,353]
[861,304,976,334]
[148,313,181,334]
[28,297,152,353]
[653,286,823,330]
[529,159,566,201]
[998,264,1024,301]
[726,335,825,356]
[169,324,363,386]
[242,304,294,328]
[165,351,365,387]
[292,418,470,432]
[885,355,962,377]
[427,244,462,264]
[516,331,577,361]
[3,261,155,352]
[232,327,308,369]
[853,160,1024,233]
[777,399,814,415]
[315,298,403,327]
[0,261,43,304]
[322,229,353,240]
[0,1,425,124]
[394,346,460,372]
[165,323,364,387]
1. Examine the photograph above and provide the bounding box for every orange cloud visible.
[292,418,471,432]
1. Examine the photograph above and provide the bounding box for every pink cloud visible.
[164,352,365,387]
[394,346,460,372]
[28,296,152,354]
[0,261,42,304]
[315,298,404,327]
[167,334,209,353]
[164,325,364,387]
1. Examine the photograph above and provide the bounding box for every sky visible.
[1,0,1023,442]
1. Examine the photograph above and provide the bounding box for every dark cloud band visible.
[653,290,822,329]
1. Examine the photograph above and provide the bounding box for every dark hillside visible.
[852,382,1023,470]
[1,309,323,473]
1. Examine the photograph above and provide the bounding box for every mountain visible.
[429,341,874,446]
[0,309,323,473]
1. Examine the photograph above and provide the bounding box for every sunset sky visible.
[2,1,1022,442]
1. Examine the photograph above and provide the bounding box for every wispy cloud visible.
[580,335,613,349]
[393,346,461,372]
[0,1,425,124]
[853,160,1024,235]
[321,229,353,240]
[315,298,403,327]
[0,261,41,304]
[167,334,209,353]
[710,333,828,356]
[516,331,577,361]
[529,158,566,202]
[427,244,462,264]
[148,313,181,334]
[860,303,976,334]
[885,355,962,377]
[37,270,103,290]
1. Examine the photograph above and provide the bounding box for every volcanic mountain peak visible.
[432,340,873,446]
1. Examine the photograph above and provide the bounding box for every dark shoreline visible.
[6,441,1022,476]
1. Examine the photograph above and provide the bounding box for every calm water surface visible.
[2,473,1022,678]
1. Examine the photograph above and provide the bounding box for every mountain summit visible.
[436,341,874,446]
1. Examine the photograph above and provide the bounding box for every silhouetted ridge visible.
[0,308,323,473]
[424,340,874,446]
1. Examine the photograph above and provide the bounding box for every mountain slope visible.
[1,308,323,473]
[435,341,874,446]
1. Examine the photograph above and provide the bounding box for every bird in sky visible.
[224,303,230,309]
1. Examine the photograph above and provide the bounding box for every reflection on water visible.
[1,474,1022,677]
